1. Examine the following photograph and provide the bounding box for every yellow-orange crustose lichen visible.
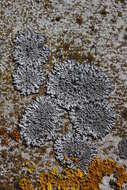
[23,160,36,174]
[19,178,34,190]
[19,157,127,190]
[116,164,127,188]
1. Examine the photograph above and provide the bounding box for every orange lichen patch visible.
[19,178,34,190]
[103,158,117,175]
[9,128,20,142]
[115,165,127,188]
[39,167,82,190]
[38,157,127,190]
[19,157,127,190]
[85,158,127,189]
[71,156,79,164]
[82,157,104,189]
[39,167,80,189]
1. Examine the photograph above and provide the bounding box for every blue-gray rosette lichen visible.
[13,28,50,66]
[12,63,46,96]
[53,134,97,172]
[46,60,111,110]
[19,96,66,146]
[69,101,116,139]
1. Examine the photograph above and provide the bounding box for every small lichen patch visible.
[115,165,127,188]
[12,64,46,96]
[53,135,97,172]
[13,28,50,66]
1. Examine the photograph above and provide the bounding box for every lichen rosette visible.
[19,96,66,146]
[12,63,46,96]
[69,100,116,139]
[46,60,112,110]
[13,28,50,66]
[54,134,97,172]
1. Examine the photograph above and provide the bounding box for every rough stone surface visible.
[100,175,115,190]
[0,0,127,187]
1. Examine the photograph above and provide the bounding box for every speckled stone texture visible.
[0,0,127,187]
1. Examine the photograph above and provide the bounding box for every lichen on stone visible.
[12,63,46,96]
[13,28,50,66]
[46,60,112,110]
[19,96,66,147]
[19,178,34,190]
[18,157,127,190]
[69,100,116,139]
[118,137,127,159]
[53,134,97,172]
